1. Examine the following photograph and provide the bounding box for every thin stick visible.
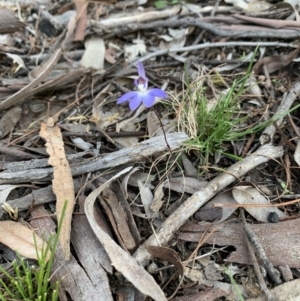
[240,209,282,286]
[213,198,300,208]
[133,144,284,265]
[152,108,172,155]
[240,209,278,301]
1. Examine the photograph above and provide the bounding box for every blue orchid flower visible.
[117,61,167,110]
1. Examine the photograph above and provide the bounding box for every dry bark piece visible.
[95,16,300,40]
[0,132,188,184]
[39,121,75,261]
[0,179,82,214]
[31,69,88,94]
[0,151,88,172]
[165,177,207,194]
[74,0,87,41]
[0,8,24,34]
[179,219,300,268]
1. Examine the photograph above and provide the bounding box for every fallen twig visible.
[133,144,284,265]
[240,209,279,301]
[97,16,300,40]
[260,81,300,144]
[0,132,188,184]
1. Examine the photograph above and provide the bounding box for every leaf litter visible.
[1,1,300,300]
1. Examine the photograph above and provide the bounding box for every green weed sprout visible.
[154,0,182,9]
[0,200,68,301]
[172,59,298,167]
[224,267,245,301]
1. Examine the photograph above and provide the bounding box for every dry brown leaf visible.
[0,221,50,261]
[232,186,287,222]
[253,47,299,75]
[0,106,22,139]
[84,167,167,301]
[150,182,164,213]
[138,180,156,219]
[39,121,75,261]
[194,190,237,223]
[147,245,184,277]
[181,153,198,177]
[99,187,137,252]
[73,0,87,41]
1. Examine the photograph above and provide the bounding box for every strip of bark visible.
[0,8,24,34]
[0,132,188,184]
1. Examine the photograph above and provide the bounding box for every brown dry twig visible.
[133,145,284,266]
[240,209,278,301]
[240,209,282,286]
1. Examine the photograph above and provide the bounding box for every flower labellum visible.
[117,61,167,110]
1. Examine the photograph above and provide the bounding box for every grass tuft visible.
[171,62,289,167]
[0,201,67,301]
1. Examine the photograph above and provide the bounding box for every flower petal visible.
[142,92,156,108]
[137,61,146,78]
[129,93,143,110]
[148,88,167,99]
[117,91,138,104]
[134,61,148,90]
